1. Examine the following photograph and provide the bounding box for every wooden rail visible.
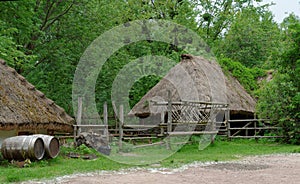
[227,119,283,139]
[73,97,285,153]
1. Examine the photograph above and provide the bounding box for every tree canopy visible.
[0,0,299,143]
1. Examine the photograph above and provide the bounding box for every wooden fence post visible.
[76,97,83,136]
[103,102,109,142]
[160,112,165,136]
[112,101,118,134]
[166,90,172,150]
[225,109,231,140]
[119,105,124,151]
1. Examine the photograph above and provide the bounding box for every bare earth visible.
[31,154,300,184]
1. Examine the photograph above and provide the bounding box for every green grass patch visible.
[0,138,299,183]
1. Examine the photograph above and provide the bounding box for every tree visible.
[215,7,281,67]
[193,0,266,43]
[257,14,300,144]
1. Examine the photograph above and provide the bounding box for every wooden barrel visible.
[33,134,60,158]
[1,136,45,160]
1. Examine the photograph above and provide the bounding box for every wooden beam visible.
[229,136,285,138]
[112,101,118,134]
[119,104,124,151]
[166,90,172,150]
[103,102,109,142]
[133,141,165,149]
[76,97,83,136]
[166,131,218,136]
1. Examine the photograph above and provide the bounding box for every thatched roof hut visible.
[0,59,74,133]
[129,55,256,118]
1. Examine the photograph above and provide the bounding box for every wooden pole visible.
[119,105,124,151]
[103,102,109,142]
[225,109,231,140]
[73,125,77,145]
[254,120,258,142]
[210,112,216,144]
[112,101,118,134]
[76,97,83,136]
[227,121,231,140]
[160,112,165,136]
[167,90,172,150]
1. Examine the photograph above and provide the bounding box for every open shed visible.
[129,54,256,121]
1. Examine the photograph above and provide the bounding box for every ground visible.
[27,154,300,184]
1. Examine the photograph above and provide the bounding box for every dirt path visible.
[32,154,300,184]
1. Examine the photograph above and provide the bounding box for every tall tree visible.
[257,14,300,144]
[215,6,280,67]
[193,0,266,43]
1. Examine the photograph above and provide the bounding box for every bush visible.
[218,57,266,94]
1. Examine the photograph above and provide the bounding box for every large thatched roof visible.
[0,59,74,132]
[129,55,256,117]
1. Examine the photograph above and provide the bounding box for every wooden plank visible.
[228,119,270,123]
[123,125,159,128]
[229,127,281,130]
[166,131,218,136]
[152,101,228,106]
[159,122,208,126]
[230,136,285,138]
[123,137,154,140]
[133,141,165,149]
[73,125,108,128]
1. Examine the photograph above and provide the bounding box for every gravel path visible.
[26,154,300,184]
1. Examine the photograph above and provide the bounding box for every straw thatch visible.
[0,59,74,132]
[129,54,256,117]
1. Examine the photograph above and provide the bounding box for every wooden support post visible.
[166,90,172,150]
[112,101,118,134]
[227,121,231,140]
[76,97,83,136]
[245,122,249,137]
[73,125,77,145]
[119,105,124,151]
[160,112,165,136]
[211,112,216,144]
[254,120,258,142]
[225,109,231,140]
[103,102,109,142]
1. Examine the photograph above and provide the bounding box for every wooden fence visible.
[227,119,284,139]
[69,97,285,150]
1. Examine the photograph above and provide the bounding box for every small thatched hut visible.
[129,55,256,120]
[0,59,74,145]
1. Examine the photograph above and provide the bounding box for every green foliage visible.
[60,144,99,156]
[218,57,266,94]
[1,0,298,144]
[75,144,98,155]
[215,7,281,67]
[257,14,300,144]
[0,20,36,72]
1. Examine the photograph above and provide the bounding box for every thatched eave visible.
[0,59,74,133]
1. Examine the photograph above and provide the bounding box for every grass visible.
[0,137,299,183]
